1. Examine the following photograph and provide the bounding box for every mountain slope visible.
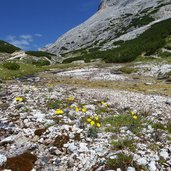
[43,0,171,57]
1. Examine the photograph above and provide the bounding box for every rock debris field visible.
[0,72,171,171]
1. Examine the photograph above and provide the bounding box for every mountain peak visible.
[43,0,171,56]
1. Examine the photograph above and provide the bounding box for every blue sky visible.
[0,0,99,50]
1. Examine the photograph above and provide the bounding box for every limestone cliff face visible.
[43,0,171,56]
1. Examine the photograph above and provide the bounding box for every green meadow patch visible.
[0,63,44,80]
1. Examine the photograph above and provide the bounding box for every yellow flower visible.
[75,107,79,112]
[87,118,92,122]
[101,101,105,105]
[68,97,74,101]
[15,97,23,102]
[96,123,101,128]
[133,115,138,120]
[55,109,64,115]
[94,116,99,121]
[131,111,135,115]
[101,101,108,107]
[70,105,73,108]
[82,107,87,113]
[90,121,95,126]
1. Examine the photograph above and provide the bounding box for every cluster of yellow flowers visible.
[130,111,138,120]
[15,97,24,102]
[53,96,102,130]
[87,116,101,128]
[70,105,87,113]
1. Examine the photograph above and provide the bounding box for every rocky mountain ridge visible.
[43,0,171,56]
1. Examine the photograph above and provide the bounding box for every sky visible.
[0,0,99,50]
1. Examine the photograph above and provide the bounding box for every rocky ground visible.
[0,62,171,171]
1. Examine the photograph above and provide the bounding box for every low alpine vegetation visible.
[3,61,20,70]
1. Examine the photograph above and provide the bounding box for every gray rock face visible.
[43,0,171,56]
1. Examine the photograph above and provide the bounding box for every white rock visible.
[166,99,171,105]
[148,161,157,171]
[31,168,36,171]
[159,149,169,160]
[84,104,96,111]
[68,143,77,153]
[45,120,55,127]
[167,159,171,165]
[24,119,29,124]
[0,154,7,166]
[0,136,15,145]
[79,143,88,152]
[116,169,121,171]
[61,125,70,131]
[127,167,136,171]
[63,144,68,148]
[32,111,45,123]
[81,158,87,165]
[137,157,148,165]
[109,155,117,159]
[69,132,75,139]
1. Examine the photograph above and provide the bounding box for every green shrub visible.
[159,52,171,58]
[0,40,20,53]
[32,59,50,66]
[3,62,20,70]
[113,40,124,46]
[105,153,133,170]
[25,51,55,59]
[47,99,61,109]
[152,122,171,133]
[87,127,98,138]
[63,56,83,63]
[84,58,91,63]
[111,139,136,151]
[130,15,154,27]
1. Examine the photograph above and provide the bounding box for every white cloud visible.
[20,35,33,42]
[6,33,43,50]
[34,33,42,37]
[6,35,17,41]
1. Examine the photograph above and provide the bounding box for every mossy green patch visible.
[152,122,171,133]
[111,139,136,152]
[103,114,144,135]
[47,99,61,109]
[105,153,133,170]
